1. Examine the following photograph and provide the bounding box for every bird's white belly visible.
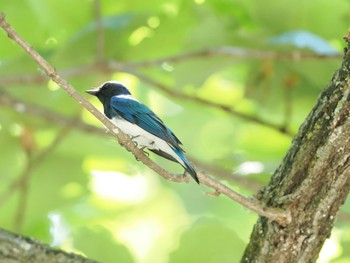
[112,117,156,148]
[111,117,185,166]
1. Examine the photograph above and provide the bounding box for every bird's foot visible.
[129,135,139,147]
[140,146,149,156]
[181,171,191,181]
[135,147,149,161]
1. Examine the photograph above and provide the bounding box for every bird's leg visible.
[135,146,149,161]
[130,135,139,147]
[140,146,150,156]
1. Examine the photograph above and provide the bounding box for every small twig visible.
[198,172,289,225]
[127,46,341,68]
[206,190,221,196]
[117,68,295,137]
[1,65,294,136]
[0,179,20,206]
[0,64,97,86]
[0,12,289,224]
[13,160,31,232]
[93,0,104,63]
[0,90,106,136]
[0,47,341,85]
[191,158,263,192]
[12,128,70,231]
[282,74,296,130]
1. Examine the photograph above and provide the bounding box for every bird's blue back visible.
[110,96,183,149]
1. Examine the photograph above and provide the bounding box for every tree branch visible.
[0,62,295,137]
[0,228,98,263]
[127,46,341,68]
[0,12,288,224]
[191,158,263,192]
[0,90,106,136]
[117,68,295,137]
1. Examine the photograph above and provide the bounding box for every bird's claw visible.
[129,135,139,147]
[134,147,149,161]
[140,147,149,156]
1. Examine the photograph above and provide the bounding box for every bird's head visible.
[86,81,131,103]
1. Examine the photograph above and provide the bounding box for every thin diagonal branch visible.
[199,173,289,224]
[13,128,70,232]
[0,90,106,136]
[1,64,294,136]
[191,158,263,192]
[93,0,104,63]
[0,12,288,224]
[127,46,341,68]
[118,68,295,137]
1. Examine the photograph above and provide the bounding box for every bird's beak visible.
[86,88,99,96]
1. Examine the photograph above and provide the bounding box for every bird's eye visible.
[102,83,110,89]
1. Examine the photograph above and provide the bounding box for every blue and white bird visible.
[86,81,199,183]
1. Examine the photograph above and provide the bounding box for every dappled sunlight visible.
[99,187,193,263]
[148,90,183,117]
[129,26,154,46]
[47,79,59,91]
[161,3,178,16]
[118,218,162,262]
[60,182,84,199]
[147,16,160,29]
[84,156,132,173]
[48,213,71,247]
[236,161,265,176]
[111,73,139,96]
[199,74,245,105]
[194,0,206,5]
[318,228,342,263]
[90,171,149,203]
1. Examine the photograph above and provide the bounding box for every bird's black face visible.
[86,81,131,103]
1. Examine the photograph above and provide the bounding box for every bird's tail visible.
[171,147,199,184]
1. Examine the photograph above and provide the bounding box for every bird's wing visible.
[110,96,183,148]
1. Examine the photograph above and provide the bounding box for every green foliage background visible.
[1,0,350,262]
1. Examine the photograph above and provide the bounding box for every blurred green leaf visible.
[74,226,134,263]
[169,218,245,263]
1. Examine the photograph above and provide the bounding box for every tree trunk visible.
[0,228,98,263]
[241,38,350,262]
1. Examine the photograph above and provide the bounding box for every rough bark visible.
[0,228,98,263]
[241,39,350,262]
